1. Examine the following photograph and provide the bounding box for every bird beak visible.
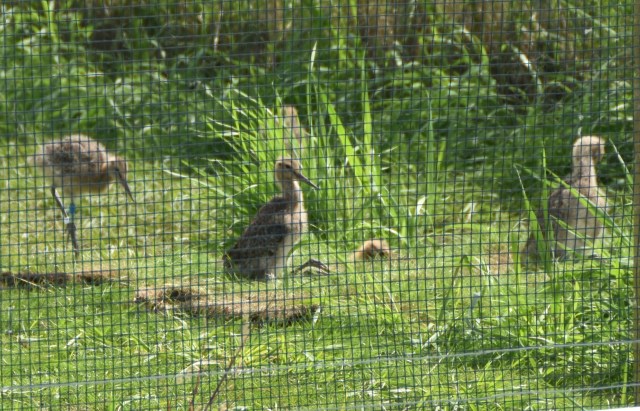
[294,170,319,189]
[116,171,135,202]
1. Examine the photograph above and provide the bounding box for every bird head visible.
[573,135,606,164]
[274,157,318,189]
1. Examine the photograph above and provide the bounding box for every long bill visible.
[294,170,319,190]
[116,171,135,202]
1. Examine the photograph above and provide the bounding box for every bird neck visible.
[572,156,598,187]
[278,180,304,203]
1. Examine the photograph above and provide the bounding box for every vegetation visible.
[0,0,635,409]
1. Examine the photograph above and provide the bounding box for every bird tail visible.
[28,146,47,168]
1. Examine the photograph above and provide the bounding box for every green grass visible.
[0,1,636,409]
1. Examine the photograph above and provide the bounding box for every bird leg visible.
[66,206,79,259]
[66,223,80,259]
[50,187,79,258]
[291,258,331,276]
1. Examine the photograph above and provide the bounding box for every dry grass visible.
[134,285,319,325]
[0,268,126,289]
[479,247,514,276]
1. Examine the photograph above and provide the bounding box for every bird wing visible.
[226,198,289,259]
[46,146,82,175]
[48,139,106,180]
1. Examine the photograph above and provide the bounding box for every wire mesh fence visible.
[0,0,636,409]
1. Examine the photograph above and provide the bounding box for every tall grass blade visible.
[360,51,380,193]
[515,165,553,272]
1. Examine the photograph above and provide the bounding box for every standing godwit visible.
[523,135,607,263]
[224,157,328,280]
[32,134,134,257]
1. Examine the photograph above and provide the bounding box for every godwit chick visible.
[224,157,328,280]
[351,239,393,261]
[523,136,607,263]
[32,134,134,257]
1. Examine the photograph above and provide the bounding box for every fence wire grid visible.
[1,0,638,409]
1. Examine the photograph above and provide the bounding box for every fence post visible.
[634,0,640,404]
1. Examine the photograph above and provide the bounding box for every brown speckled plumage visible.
[224,158,317,280]
[524,136,607,262]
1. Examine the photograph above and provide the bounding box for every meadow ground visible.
[0,1,636,409]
